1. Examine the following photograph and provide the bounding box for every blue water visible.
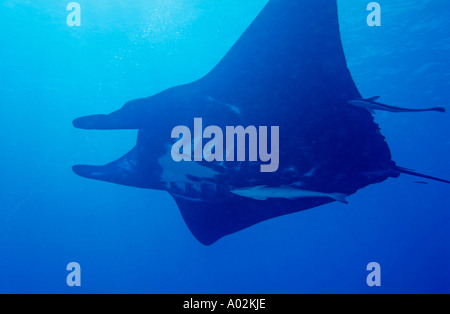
[0,0,449,293]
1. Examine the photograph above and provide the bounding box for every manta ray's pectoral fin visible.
[173,190,339,245]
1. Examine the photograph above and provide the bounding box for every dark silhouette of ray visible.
[73,0,449,245]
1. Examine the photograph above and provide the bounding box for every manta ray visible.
[72,0,449,245]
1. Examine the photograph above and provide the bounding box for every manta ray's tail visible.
[396,167,450,184]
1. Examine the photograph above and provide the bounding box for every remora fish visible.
[231,186,349,204]
[348,96,446,114]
